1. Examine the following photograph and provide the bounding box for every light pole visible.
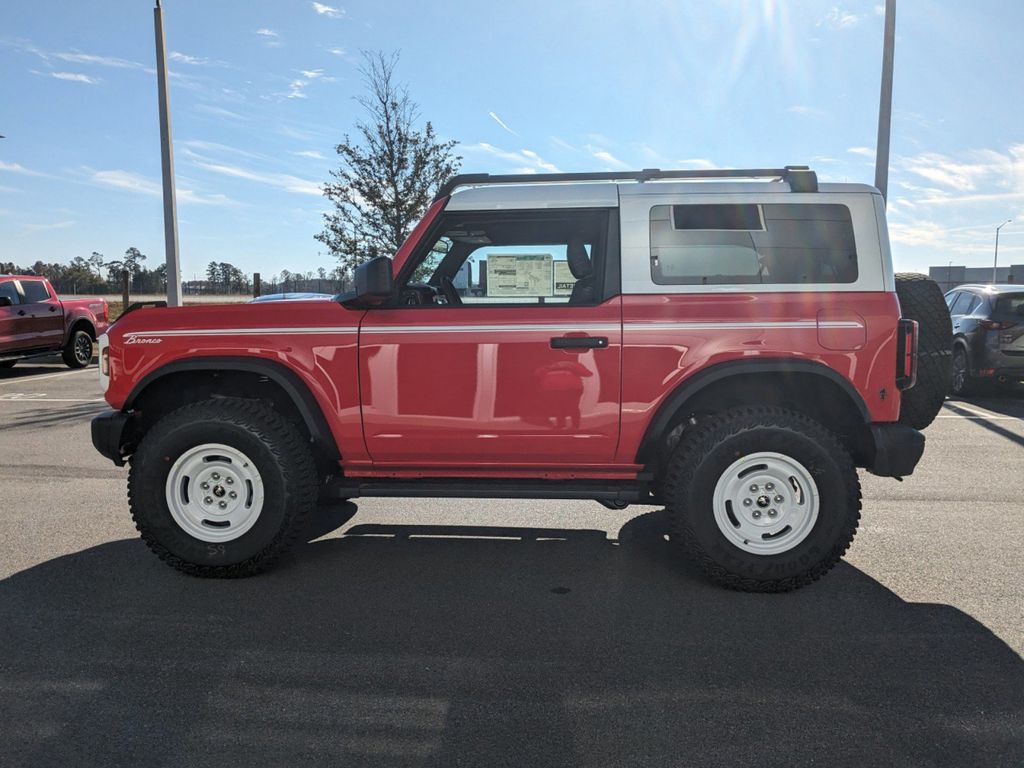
[947,260,953,291]
[154,0,182,307]
[993,219,1012,284]
[874,0,896,203]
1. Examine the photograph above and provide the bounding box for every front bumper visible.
[91,410,131,466]
[867,423,925,478]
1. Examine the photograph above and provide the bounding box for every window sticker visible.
[487,253,554,297]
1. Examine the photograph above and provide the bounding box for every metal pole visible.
[154,0,183,307]
[874,0,896,202]
[993,220,1011,284]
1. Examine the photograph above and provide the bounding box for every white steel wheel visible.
[164,443,265,543]
[712,451,819,555]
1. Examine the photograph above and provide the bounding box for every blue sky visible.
[1,0,1022,281]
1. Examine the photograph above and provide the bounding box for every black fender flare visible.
[634,358,871,464]
[124,356,339,459]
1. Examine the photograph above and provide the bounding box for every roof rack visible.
[434,165,817,201]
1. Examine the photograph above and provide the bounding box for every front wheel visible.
[62,330,93,368]
[663,407,861,592]
[128,397,318,577]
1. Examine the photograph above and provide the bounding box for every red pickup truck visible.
[0,275,109,369]
[91,167,950,591]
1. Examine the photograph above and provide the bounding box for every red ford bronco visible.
[0,275,108,369]
[91,167,951,591]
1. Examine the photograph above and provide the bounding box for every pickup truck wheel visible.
[663,406,861,593]
[128,397,318,577]
[62,330,93,368]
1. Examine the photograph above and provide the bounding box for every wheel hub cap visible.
[164,443,264,542]
[712,452,820,555]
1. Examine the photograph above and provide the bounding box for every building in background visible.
[928,264,1024,293]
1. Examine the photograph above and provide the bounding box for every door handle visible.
[17,310,25,316]
[49,306,57,312]
[550,336,608,349]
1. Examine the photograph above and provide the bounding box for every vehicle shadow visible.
[0,401,106,433]
[1,509,1021,768]
[0,358,85,379]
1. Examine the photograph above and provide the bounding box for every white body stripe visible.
[122,320,862,338]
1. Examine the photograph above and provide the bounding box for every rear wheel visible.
[895,273,952,428]
[62,329,93,368]
[951,347,974,396]
[0,360,15,369]
[128,397,318,577]
[663,406,861,592]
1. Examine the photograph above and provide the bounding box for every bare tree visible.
[317,51,461,280]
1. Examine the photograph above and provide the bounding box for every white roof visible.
[445,180,879,210]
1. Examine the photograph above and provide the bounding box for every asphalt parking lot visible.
[1,361,1022,767]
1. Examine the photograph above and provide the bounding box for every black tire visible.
[62,329,93,368]
[0,360,15,369]
[128,397,318,577]
[663,406,861,593]
[894,273,952,429]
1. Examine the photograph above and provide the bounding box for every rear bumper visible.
[91,410,131,467]
[867,423,925,478]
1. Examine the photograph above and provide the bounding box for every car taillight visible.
[896,318,918,390]
[100,347,109,375]
[978,319,1016,331]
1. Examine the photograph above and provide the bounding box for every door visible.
[358,207,622,468]
[0,280,33,353]
[18,279,64,349]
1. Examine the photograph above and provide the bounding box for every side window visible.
[944,292,960,310]
[0,281,20,305]
[20,280,52,304]
[964,295,983,315]
[398,209,608,306]
[649,203,858,285]
[949,292,974,315]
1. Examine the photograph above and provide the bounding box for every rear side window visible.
[0,281,19,305]
[20,280,51,303]
[993,293,1024,317]
[650,203,858,285]
[949,292,974,315]
[944,292,959,309]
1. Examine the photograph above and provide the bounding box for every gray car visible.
[945,284,1024,394]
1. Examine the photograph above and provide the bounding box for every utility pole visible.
[993,220,1012,284]
[874,0,896,203]
[154,0,183,307]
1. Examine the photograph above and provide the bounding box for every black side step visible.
[325,477,654,504]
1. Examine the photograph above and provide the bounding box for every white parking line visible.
[945,402,1008,419]
[0,368,94,386]
[936,414,1019,421]
[0,396,104,403]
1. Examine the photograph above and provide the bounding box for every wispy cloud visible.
[23,220,76,232]
[53,51,145,70]
[49,71,99,84]
[168,51,223,67]
[464,143,560,174]
[299,69,325,79]
[326,47,346,56]
[818,7,862,29]
[789,105,828,118]
[488,111,518,136]
[194,104,248,120]
[0,161,47,177]
[311,2,345,18]
[587,145,629,170]
[255,28,278,37]
[91,169,232,205]
[293,150,326,159]
[191,160,322,196]
[847,146,876,159]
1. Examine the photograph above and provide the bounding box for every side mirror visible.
[0,296,12,308]
[352,256,395,305]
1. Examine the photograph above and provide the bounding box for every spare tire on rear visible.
[895,273,952,429]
